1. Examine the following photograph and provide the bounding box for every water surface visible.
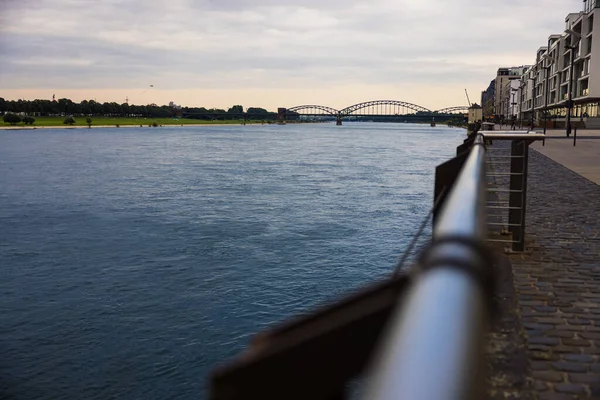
[0,122,465,399]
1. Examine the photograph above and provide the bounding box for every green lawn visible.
[3,116,266,127]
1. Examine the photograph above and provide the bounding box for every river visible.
[0,122,465,399]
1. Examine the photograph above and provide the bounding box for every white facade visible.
[519,3,600,124]
[507,80,521,118]
[493,66,529,117]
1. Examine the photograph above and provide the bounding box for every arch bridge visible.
[279,101,469,125]
[434,106,470,114]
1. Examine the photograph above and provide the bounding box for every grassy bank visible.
[3,116,269,127]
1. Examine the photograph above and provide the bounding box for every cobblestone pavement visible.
[500,147,600,399]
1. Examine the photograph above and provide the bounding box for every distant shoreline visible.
[0,123,278,130]
[0,121,465,130]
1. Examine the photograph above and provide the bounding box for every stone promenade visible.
[488,131,600,399]
[530,129,600,185]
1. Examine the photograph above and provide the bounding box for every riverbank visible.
[0,123,275,130]
[0,116,319,130]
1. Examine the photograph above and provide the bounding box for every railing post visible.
[507,140,529,251]
[573,127,577,146]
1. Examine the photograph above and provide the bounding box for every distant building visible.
[493,66,530,118]
[468,103,482,123]
[481,80,495,118]
[518,1,600,128]
[169,101,182,110]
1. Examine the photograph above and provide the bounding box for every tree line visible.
[0,97,278,120]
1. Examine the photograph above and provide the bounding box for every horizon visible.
[0,0,586,110]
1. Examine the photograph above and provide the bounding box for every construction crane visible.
[465,89,472,107]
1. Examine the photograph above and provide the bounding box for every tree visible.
[57,98,73,115]
[86,117,92,128]
[227,105,244,114]
[22,115,35,125]
[3,113,21,125]
[64,116,76,125]
[121,103,130,117]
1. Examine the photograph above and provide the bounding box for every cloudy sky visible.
[0,0,586,111]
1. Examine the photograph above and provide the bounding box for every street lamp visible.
[565,28,582,137]
[510,88,517,130]
[518,77,526,128]
[541,54,554,135]
[529,72,537,129]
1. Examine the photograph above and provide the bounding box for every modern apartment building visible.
[493,66,529,118]
[517,0,600,128]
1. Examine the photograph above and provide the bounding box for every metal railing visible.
[364,131,544,400]
[364,133,490,400]
[209,130,545,400]
[485,132,545,252]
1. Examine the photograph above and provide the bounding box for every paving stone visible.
[554,383,587,394]
[552,360,589,373]
[521,300,546,306]
[560,307,585,313]
[562,354,595,363]
[529,344,550,352]
[579,331,600,340]
[566,319,591,325]
[552,346,584,354]
[535,306,559,313]
[561,338,591,347]
[530,361,550,371]
[547,331,575,339]
[531,351,558,361]
[529,337,560,346]
[568,373,599,383]
[532,380,550,391]
[524,323,554,331]
[538,392,578,400]
[555,325,580,332]
[537,318,566,325]
[532,371,564,382]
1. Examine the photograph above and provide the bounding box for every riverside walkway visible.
[492,128,600,399]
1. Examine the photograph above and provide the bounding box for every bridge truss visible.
[284,101,469,117]
[434,106,470,114]
[286,105,340,116]
[340,100,431,116]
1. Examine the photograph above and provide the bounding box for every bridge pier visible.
[336,114,342,126]
[277,108,286,125]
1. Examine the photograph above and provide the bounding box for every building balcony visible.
[574,89,589,100]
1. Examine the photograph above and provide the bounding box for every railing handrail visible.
[363,131,547,399]
[363,133,490,400]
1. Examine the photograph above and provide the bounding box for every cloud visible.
[0,0,586,109]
